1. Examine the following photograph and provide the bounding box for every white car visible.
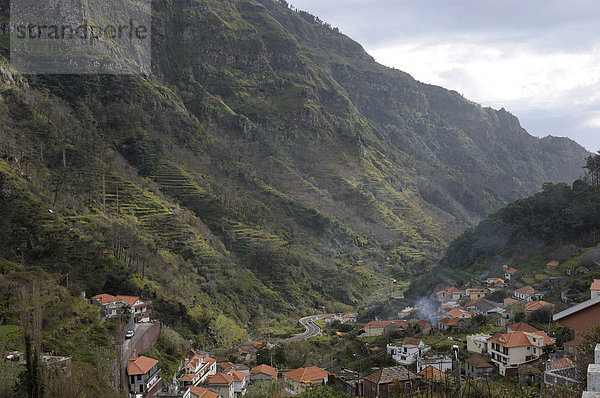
[125,330,135,339]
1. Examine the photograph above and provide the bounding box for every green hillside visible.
[414,174,600,296]
[0,0,591,355]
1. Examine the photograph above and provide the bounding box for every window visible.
[137,375,142,381]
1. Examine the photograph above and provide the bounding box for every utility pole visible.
[453,345,461,398]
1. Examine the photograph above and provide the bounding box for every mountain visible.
[0,0,590,344]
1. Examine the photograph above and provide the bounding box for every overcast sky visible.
[290,0,600,151]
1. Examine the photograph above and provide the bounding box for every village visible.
[10,261,600,398]
[92,263,600,397]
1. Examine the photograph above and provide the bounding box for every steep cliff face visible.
[0,0,590,333]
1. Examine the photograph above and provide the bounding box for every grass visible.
[0,325,21,346]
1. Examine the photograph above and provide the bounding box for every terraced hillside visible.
[0,0,591,347]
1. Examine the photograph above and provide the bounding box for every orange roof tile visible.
[91,293,140,307]
[115,295,140,306]
[530,331,554,346]
[207,373,234,386]
[228,370,247,382]
[506,268,517,274]
[250,364,278,379]
[390,320,409,328]
[489,332,531,348]
[439,317,462,326]
[446,309,473,318]
[525,301,555,312]
[91,293,117,304]
[282,366,329,383]
[418,366,446,381]
[591,280,600,291]
[217,361,233,371]
[364,321,395,329]
[403,337,423,346]
[549,357,574,370]
[507,322,540,333]
[464,299,478,307]
[546,261,560,267]
[417,320,432,329]
[127,356,158,375]
[188,386,220,398]
[466,356,493,368]
[447,286,460,293]
[514,286,535,296]
[504,298,519,306]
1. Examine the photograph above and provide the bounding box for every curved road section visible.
[281,314,331,344]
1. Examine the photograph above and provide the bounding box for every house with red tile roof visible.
[465,356,494,379]
[513,285,537,302]
[183,386,221,398]
[225,370,249,396]
[507,322,540,334]
[445,308,475,319]
[386,337,431,366]
[525,300,555,313]
[282,366,329,396]
[91,293,152,323]
[178,354,217,389]
[127,352,162,397]
[250,364,278,382]
[415,320,433,335]
[504,298,519,307]
[206,373,235,398]
[363,365,420,397]
[486,278,505,289]
[361,320,408,337]
[418,366,446,382]
[546,260,560,268]
[488,331,554,376]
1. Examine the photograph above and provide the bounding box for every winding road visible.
[281,314,331,344]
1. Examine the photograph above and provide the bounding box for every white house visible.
[513,286,536,302]
[387,337,431,365]
[226,370,249,396]
[178,353,217,389]
[488,331,554,376]
[91,293,152,323]
[466,334,491,355]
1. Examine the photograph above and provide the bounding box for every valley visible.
[0,0,598,397]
